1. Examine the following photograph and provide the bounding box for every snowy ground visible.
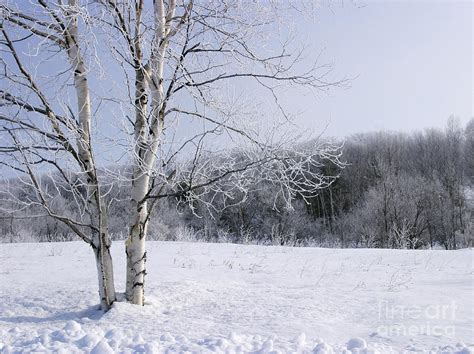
[0,241,473,353]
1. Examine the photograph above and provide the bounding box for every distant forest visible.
[2,117,473,249]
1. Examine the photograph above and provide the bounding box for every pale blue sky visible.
[284,0,473,136]
[3,0,472,147]
[1,0,472,179]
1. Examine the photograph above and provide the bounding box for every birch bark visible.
[66,0,116,311]
[125,0,175,305]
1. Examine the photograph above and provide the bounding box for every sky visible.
[1,0,472,164]
[283,0,473,137]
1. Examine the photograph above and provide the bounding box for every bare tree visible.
[1,0,345,309]
[1,0,116,310]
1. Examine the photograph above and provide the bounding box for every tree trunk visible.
[93,240,116,311]
[125,220,147,305]
[65,0,117,310]
[125,0,174,305]
[126,172,149,305]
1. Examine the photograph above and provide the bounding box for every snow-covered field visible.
[0,241,472,353]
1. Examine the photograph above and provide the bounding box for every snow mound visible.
[347,337,367,350]
[91,340,114,354]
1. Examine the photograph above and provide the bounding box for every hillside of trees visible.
[2,118,473,249]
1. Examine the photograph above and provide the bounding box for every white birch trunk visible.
[67,0,116,310]
[125,173,149,305]
[125,0,175,305]
[94,234,116,311]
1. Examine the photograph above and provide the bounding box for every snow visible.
[346,338,367,351]
[0,241,473,353]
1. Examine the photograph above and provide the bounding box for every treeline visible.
[1,118,473,249]
[167,118,473,249]
[319,118,473,249]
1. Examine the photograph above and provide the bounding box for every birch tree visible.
[1,0,345,309]
[0,0,117,310]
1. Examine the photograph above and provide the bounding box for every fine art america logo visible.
[377,301,457,337]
